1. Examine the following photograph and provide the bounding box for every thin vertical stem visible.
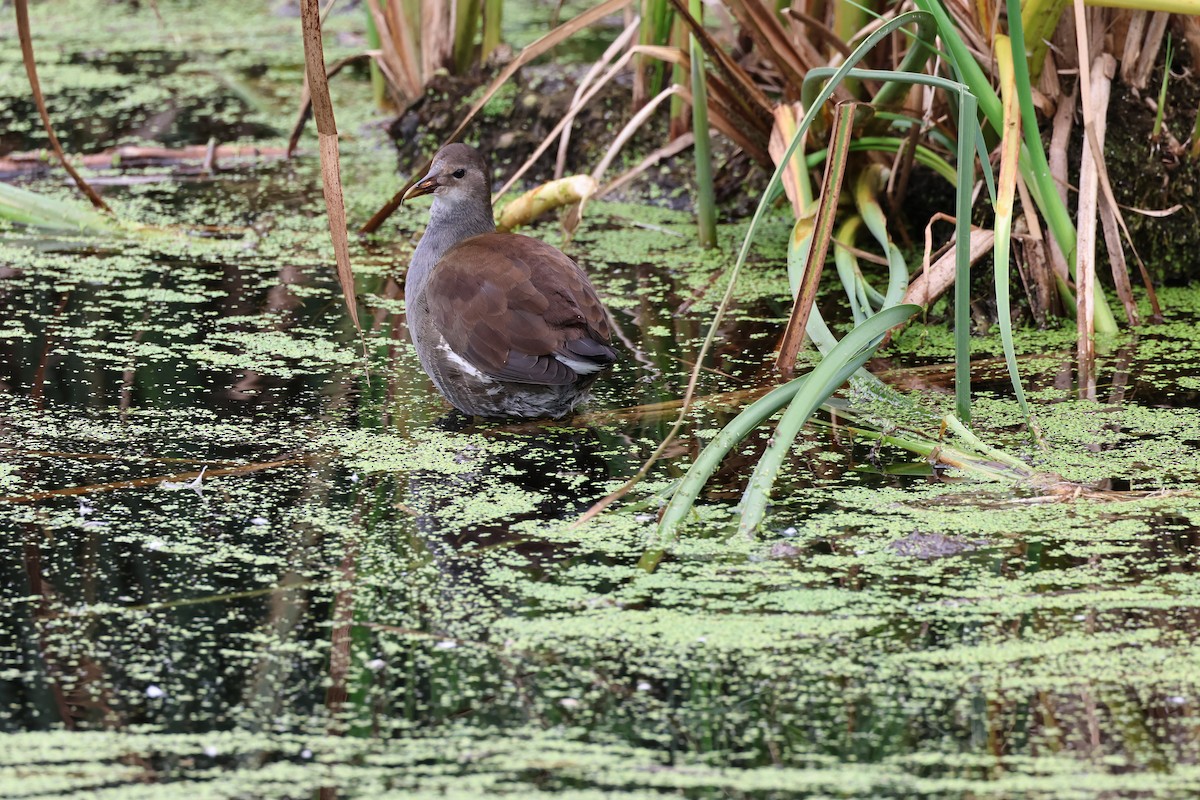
[689,0,717,248]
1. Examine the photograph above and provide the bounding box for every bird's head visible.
[403,143,491,212]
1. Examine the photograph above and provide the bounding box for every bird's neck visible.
[407,196,497,301]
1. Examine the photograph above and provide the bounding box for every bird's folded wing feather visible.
[427,233,615,386]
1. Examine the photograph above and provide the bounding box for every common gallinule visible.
[403,144,617,418]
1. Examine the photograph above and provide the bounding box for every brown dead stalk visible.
[299,0,359,332]
[13,0,112,213]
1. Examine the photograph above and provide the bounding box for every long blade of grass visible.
[993,36,1035,432]
[1151,34,1173,139]
[776,101,856,380]
[953,84,978,421]
[738,304,921,537]
[578,11,933,528]
[300,0,359,333]
[658,303,920,540]
[13,0,112,214]
[0,182,119,232]
[852,163,908,308]
[655,379,814,538]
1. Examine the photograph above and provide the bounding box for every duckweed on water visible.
[3,1,1200,797]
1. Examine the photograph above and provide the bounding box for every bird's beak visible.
[403,170,440,202]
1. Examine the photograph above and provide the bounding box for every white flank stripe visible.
[555,355,603,374]
[439,343,485,378]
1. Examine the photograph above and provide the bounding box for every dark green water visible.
[2,2,1200,798]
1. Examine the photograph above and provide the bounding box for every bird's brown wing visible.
[425,233,615,386]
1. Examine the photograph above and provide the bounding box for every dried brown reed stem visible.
[1,144,288,175]
[0,458,307,504]
[299,0,360,333]
[597,133,695,197]
[13,0,112,214]
[905,222,994,309]
[776,102,856,380]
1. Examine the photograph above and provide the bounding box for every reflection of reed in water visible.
[296,422,631,747]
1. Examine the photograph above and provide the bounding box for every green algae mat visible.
[3,2,1200,798]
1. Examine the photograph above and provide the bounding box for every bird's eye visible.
[453,168,466,178]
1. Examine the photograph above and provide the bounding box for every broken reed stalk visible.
[775,101,855,380]
[905,225,995,309]
[299,0,360,333]
[1071,0,1160,323]
[1089,55,1139,327]
[1076,54,1111,376]
[13,0,112,214]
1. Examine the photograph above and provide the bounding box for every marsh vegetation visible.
[2,1,1200,797]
